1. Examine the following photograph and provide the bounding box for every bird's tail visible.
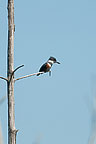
[37,73,40,76]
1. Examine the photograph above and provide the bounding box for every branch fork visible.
[0,64,44,83]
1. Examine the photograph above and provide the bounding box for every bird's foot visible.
[49,71,51,76]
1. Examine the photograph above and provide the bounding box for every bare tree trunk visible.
[7,0,17,144]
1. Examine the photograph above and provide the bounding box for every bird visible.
[37,56,60,76]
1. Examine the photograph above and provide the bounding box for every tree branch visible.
[0,76,8,82]
[10,65,24,81]
[13,65,24,74]
[15,72,44,82]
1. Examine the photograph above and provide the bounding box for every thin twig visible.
[13,65,24,74]
[15,72,44,82]
[10,65,24,81]
[0,77,8,82]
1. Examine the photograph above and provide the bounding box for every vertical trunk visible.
[7,0,16,144]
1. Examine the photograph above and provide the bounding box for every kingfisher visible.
[37,56,60,76]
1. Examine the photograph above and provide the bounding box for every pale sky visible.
[0,0,96,144]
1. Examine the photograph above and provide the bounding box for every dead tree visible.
[0,0,43,144]
[7,0,17,143]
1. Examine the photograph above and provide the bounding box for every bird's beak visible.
[56,61,60,64]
